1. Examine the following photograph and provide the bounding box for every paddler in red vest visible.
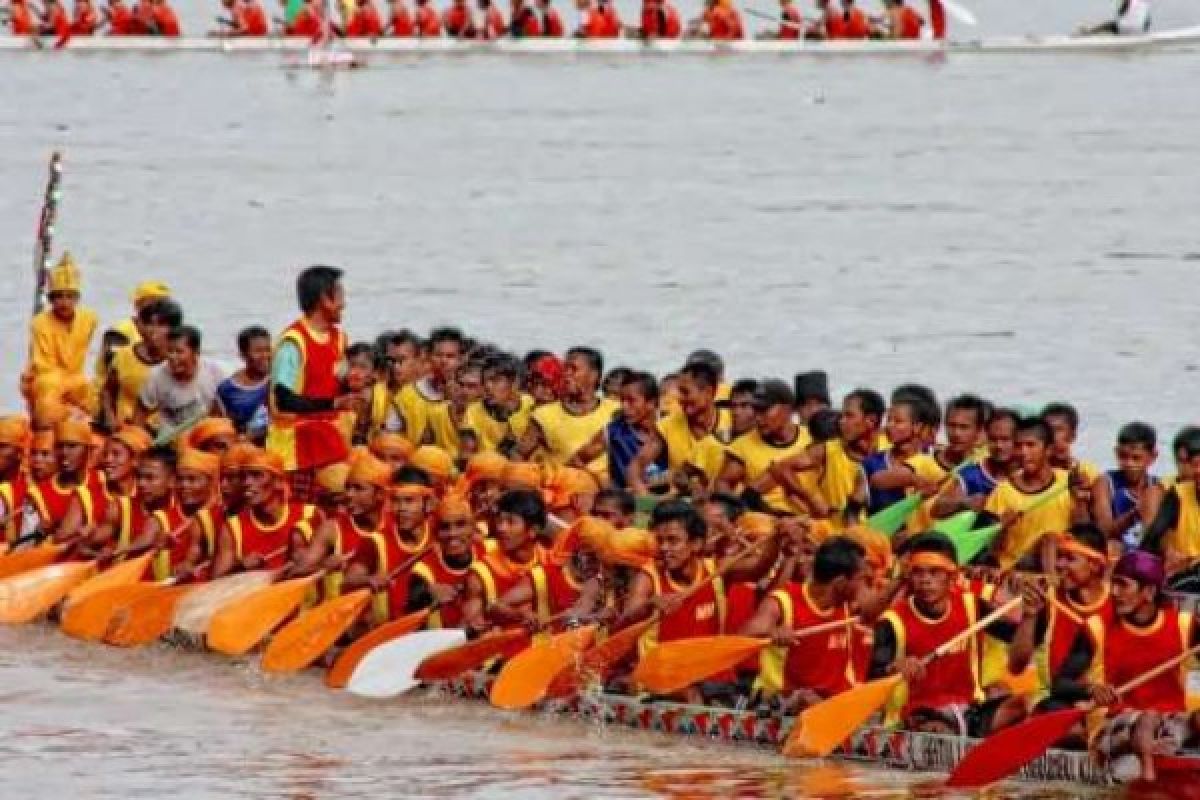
[266,266,352,502]
[9,0,36,34]
[310,451,392,606]
[241,0,270,33]
[38,0,71,38]
[343,465,435,624]
[405,493,478,628]
[71,0,100,34]
[880,0,923,39]
[868,533,1033,737]
[104,0,136,32]
[461,488,549,635]
[1080,551,1200,782]
[475,0,504,39]
[805,0,843,38]
[218,442,256,518]
[491,514,607,631]
[839,0,870,37]
[414,0,441,33]
[211,448,323,578]
[129,0,153,32]
[761,0,800,39]
[462,451,508,538]
[533,0,563,35]
[29,417,101,542]
[173,448,223,581]
[638,0,680,38]
[149,0,181,34]
[697,0,742,40]
[0,417,31,545]
[442,0,473,36]
[285,0,324,34]
[509,0,540,35]
[573,0,620,37]
[345,0,385,35]
[741,536,866,711]
[1007,525,1113,709]
[56,424,150,550]
[386,0,415,34]
[122,446,189,580]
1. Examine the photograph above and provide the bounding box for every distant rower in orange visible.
[639,0,681,38]
[442,0,472,36]
[475,0,505,38]
[414,0,441,34]
[39,0,71,39]
[345,0,384,35]
[841,0,870,37]
[285,0,324,35]
[72,0,100,34]
[386,0,415,35]
[9,0,36,34]
[105,0,136,33]
[510,0,541,36]
[534,0,563,35]
[150,0,181,34]
[574,0,620,37]
[881,0,923,39]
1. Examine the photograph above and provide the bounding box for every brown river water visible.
[2,1,1200,794]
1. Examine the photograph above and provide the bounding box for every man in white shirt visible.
[137,324,226,430]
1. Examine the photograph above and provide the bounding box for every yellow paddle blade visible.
[262,589,371,673]
[631,635,768,695]
[490,625,597,711]
[105,584,195,647]
[0,561,97,624]
[207,573,320,656]
[60,581,159,641]
[0,543,64,580]
[413,628,531,683]
[63,553,154,610]
[782,674,903,758]
[172,570,277,637]
[547,617,655,698]
[325,608,430,689]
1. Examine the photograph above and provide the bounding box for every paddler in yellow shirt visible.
[393,327,465,447]
[655,360,730,492]
[1141,431,1200,582]
[1042,402,1102,497]
[367,330,425,434]
[517,347,618,475]
[984,417,1088,571]
[425,360,485,460]
[465,354,535,456]
[94,280,171,391]
[27,253,98,381]
[717,380,812,515]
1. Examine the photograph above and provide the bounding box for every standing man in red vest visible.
[267,266,353,502]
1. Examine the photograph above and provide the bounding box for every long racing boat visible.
[1,26,1199,56]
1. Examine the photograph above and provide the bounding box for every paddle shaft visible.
[30,150,63,317]
[745,7,802,31]
[923,596,1021,666]
[1115,642,1200,697]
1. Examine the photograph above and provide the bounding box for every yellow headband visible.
[909,552,959,573]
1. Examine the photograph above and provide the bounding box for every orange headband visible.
[347,452,392,490]
[909,552,959,573]
[393,483,435,498]
[177,447,221,480]
[187,417,237,449]
[1056,534,1106,565]
[111,424,153,456]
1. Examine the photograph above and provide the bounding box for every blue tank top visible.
[863,450,905,515]
[605,416,667,489]
[957,462,999,499]
[1107,469,1159,551]
[216,377,269,438]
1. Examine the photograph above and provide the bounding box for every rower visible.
[1007,525,1112,709]
[345,0,384,35]
[71,0,100,34]
[403,494,477,628]
[571,371,664,493]
[29,417,103,542]
[725,380,757,439]
[266,266,353,502]
[38,0,71,37]
[592,487,636,529]
[0,417,31,545]
[474,0,505,37]
[211,448,322,578]
[27,254,98,383]
[414,0,441,32]
[241,0,269,33]
[104,0,136,32]
[386,0,416,34]
[518,347,618,472]
[869,532,1034,737]
[741,536,865,711]
[309,452,391,606]
[718,380,812,516]
[694,0,743,40]
[172,448,223,581]
[462,354,533,456]
[461,488,549,635]
[134,325,225,433]
[394,328,463,447]
[656,360,731,492]
[805,0,843,38]
[984,416,1086,570]
[1091,422,1161,556]
[573,0,621,37]
[55,424,150,547]
[1043,401,1102,502]
[1080,0,1151,35]
[123,446,189,580]
[215,326,271,443]
[284,0,323,34]
[510,0,541,35]
[880,0,923,39]
[149,0,181,34]
[1087,551,1199,783]
[534,0,564,34]
[838,0,870,38]
[442,0,473,36]
[759,0,800,39]
[9,0,36,34]
[932,406,1016,519]
[637,0,683,38]
[104,299,181,429]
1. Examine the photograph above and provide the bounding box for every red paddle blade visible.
[945,708,1084,788]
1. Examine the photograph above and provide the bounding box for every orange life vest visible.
[412,546,473,628]
[773,581,857,695]
[1104,606,1192,713]
[881,591,982,712]
[228,502,318,569]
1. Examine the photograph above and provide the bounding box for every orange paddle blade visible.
[631,635,768,695]
[782,674,903,758]
[105,584,195,647]
[0,543,64,580]
[60,581,159,641]
[414,628,532,683]
[172,570,276,637]
[0,561,97,624]
[325,608,430,688]
[207,573,320,656]
[945,708,1085,788]
[63,553,154,610]
[262,589,371,673]
[490,625,597,710]
[547,617,655,698]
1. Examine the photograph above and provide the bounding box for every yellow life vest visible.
[725,428,813,515]
[463,396,535,453]
[657,409,729,489]
[984,470,1072,569]
[1168,481,1200,561]
[530,397,618,473]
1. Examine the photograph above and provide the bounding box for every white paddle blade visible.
[346,629,467,698]
[171,571,276,636]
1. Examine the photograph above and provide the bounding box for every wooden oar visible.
[345,628,468,697]
[0,541,63,580]
[325,608,431,688]
[782,597,1021,758]
[61,580,158,641]
[489,625,598,710]
[104,583,196,647]
[261,589,372,673]
[171,546,290,637]
[946,642,1200,788]
[61,552,155,611]
[632,617,857,695]
[0,561,97,624]
[413,627,533,682]
[546,617,657,698]
[207,571,323,656]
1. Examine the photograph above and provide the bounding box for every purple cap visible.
[1113,550,1166,591]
